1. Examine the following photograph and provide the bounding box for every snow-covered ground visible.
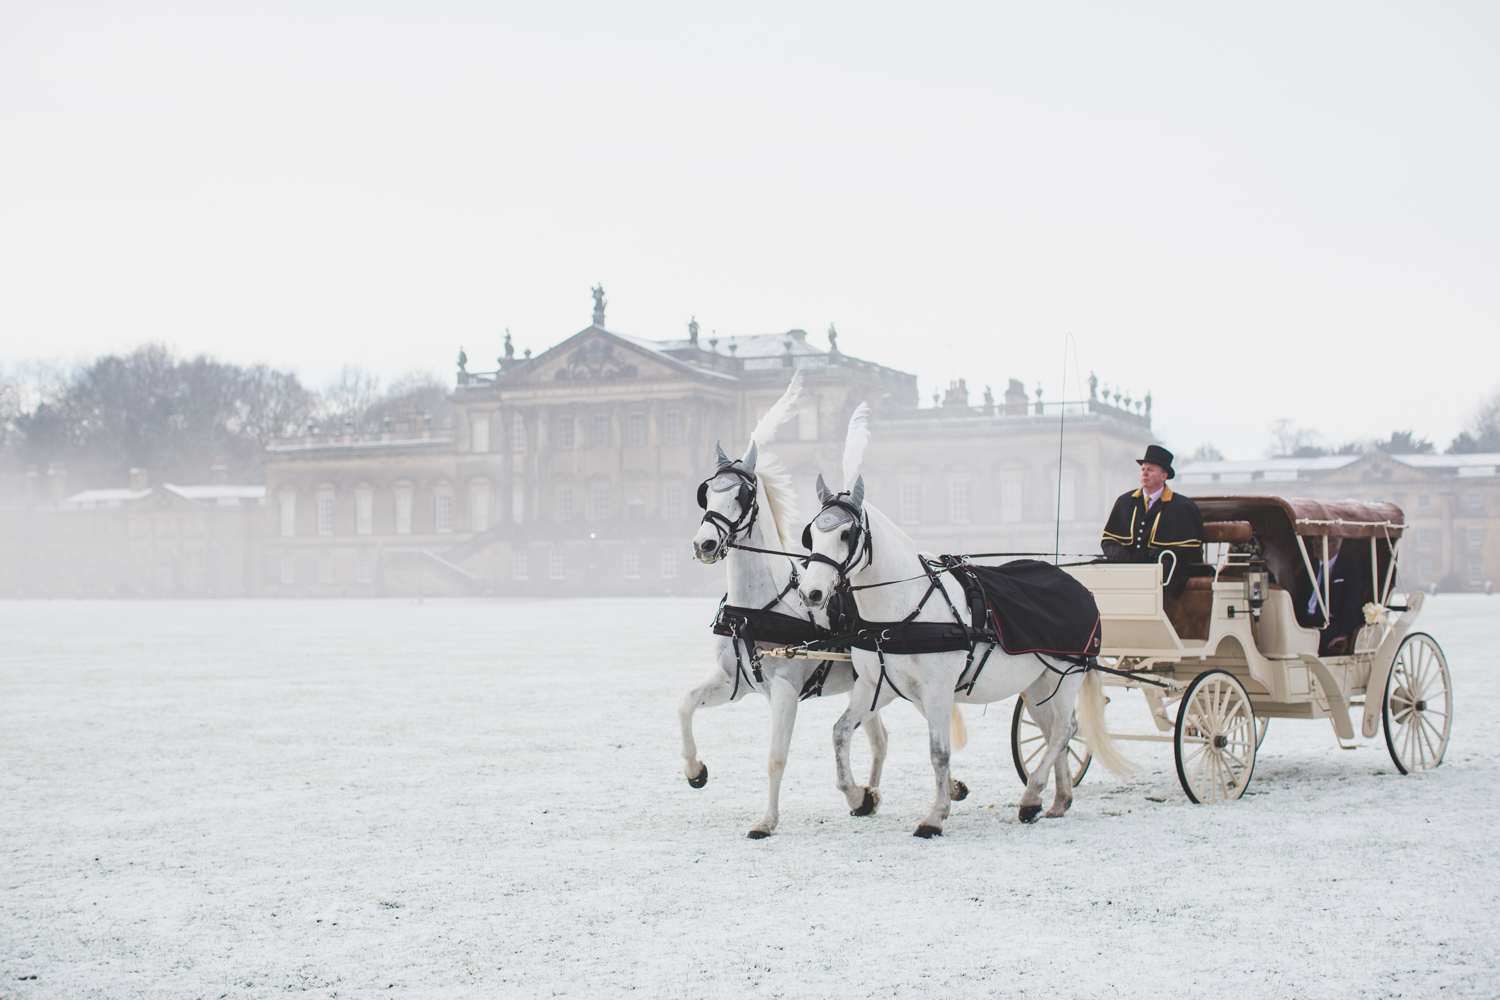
[2,596,1497,999]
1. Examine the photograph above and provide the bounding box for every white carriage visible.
[1011,496,1452,803]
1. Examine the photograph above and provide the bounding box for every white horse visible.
[797,405,1133,837]
[677,375,966,838]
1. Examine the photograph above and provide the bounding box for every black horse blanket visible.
[850,558,1101,659]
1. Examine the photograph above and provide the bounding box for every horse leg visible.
[862,710,889,793]
[834,675,893,817]
[749,674,799,839]
[1035,683,1083,817]
[1018,673,1084,822]
[914,686,957,838]
[677,667,733,788]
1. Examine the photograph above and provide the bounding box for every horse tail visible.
[1076,670,1136,776]
[950,704,968,752]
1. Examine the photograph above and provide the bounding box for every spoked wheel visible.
[1174,670,1257,804]
[1382,632,1452,774]
[1010,697,1092,788]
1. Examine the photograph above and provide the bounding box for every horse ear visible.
[742,441,757,473]
[714,440,728,467]
[815,473,831,504]
[850,475,865,510]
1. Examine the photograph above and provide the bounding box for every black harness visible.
[803,499,1095,711]
[699,466,851,701]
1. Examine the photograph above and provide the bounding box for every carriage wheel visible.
[1010,697,1092,788]
[1382,632,1451,774]
[1174,670,1257,804]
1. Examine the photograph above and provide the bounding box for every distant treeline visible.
[0,345,453,489]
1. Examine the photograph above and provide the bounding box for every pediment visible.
[511,328,686,384]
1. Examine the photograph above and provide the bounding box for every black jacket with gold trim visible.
[1100,486,1204,597]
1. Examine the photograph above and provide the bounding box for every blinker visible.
[813,507,855,531]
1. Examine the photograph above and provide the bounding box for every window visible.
[318,553,333,584]
[1418,494,1431,509]
[663,483,684,521]
[1001,475,1023,524]
[798,403,818,442]
[513,551,529,580]
[1058,473,1076,523]
[556,486,573,522]
[356,490,373,535]
[395,489,412,534]
[280,494,296,537]
[627,490,646,520]
[627,413,646,446]
[317,494,334,536]
[1469,491,1483,509]
[280,554,295,585]
[592,486,610,521]
[623,549,640,579]
[471,414,490,453]
[900,481,921,524]
[556,415,575,450]
[1470,559,1484,585]
[549,549,566,580]
[950,481,972,524]
[435,489,453,533]
[664,410,681,445]
[1417,559,1434,584]
[512,484,525,525]
[512,414,526,453]
[661,548,679,579]
[1470,527,1484,546]
[592,414,610,448]
[470,483,490,532]
[357,549,373,583]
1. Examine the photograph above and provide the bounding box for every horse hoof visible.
[950,779,969,802]
[1019,805,1042,824]
[746,829,771,840]
[687,764,708,789]
[850,788,879,817]
[914,824,942,839]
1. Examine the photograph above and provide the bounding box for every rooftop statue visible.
[591,284,607,326]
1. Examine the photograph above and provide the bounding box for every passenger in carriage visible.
[1100,445,1204,599]
[1295,537,1365,656]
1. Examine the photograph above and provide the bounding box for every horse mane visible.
[741,371,804,551]
[842,402,870,491]
[754,449,799,552]
[750,369,803,447]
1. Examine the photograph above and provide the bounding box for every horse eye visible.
[840,529,850,542]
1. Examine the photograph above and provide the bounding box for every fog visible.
[2,2,1497,460]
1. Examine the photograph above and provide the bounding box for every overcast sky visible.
[1,2,1495,459]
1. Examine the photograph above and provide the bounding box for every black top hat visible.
[1136,444,1176,479]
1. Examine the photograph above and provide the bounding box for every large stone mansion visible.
[256,291,1157,597]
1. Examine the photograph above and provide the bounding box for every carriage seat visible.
[1164,577,1214,640]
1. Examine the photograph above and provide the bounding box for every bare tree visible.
[317,367,384,430]
[1266,419,1325,458]
[1450,387,1500,453]
[1190,442,1224,461]
[12,344,314,487]
[1373,430,1435,455]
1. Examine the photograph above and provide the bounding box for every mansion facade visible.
[257,300,1159,597]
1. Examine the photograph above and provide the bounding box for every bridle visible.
[800,494,873,589]
[696,461,760,557]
